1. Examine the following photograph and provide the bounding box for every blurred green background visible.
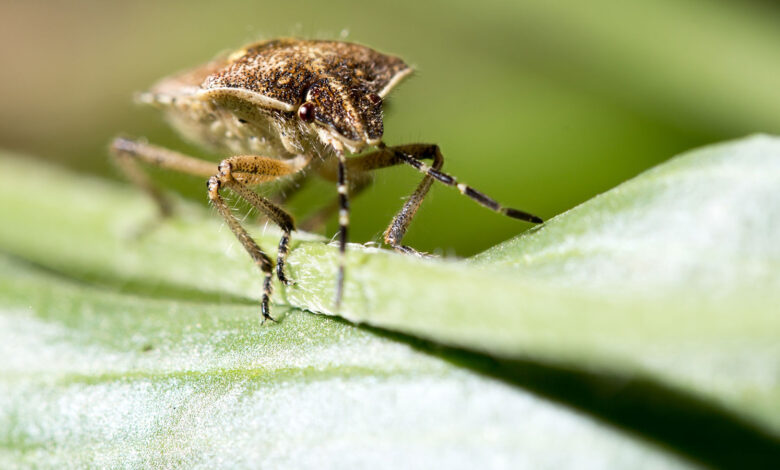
[2,0,779,255]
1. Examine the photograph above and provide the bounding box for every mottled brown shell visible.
[204,39,411,144]
[144,39,411,156]
[206,39,409,106]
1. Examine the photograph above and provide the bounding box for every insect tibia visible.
[390,145,543,224]
[504,207,544,224]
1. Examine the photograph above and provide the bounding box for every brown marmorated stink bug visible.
[111,39,542,321]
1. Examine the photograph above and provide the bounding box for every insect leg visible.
[110,137,217,218]
[376,144,443,254]
[298,170,373,232]
[369,143,542,253]
[207,176,275,322]
[216,156,305,286]
[308,145,439,254]
[387,144,542,224]
[334,150,350,309]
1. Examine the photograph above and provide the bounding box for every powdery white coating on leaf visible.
[0,297,688,470]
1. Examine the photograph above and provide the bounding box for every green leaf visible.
[0,135,778,467]
[0,258,691,468]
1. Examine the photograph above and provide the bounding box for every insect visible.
[111,38,542,321]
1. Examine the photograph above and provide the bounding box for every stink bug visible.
[111,39,542,321]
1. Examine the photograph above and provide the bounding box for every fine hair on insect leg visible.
[207,175,276,321]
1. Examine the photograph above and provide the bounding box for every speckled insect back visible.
[141,40,408,156]
[111,38,542,322]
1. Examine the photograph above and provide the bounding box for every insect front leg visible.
[207,176,276,322]
[214,155,305,287]
[254,167,313,225]
[379,144,444,255]
[376,143,543,253]
[334,149,350,309]
[327,143,443,255]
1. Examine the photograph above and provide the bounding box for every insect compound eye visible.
[298,102,315,123]
[366,93,382,106]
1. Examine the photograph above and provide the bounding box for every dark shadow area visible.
[342,319,780,469]
[0,253,257,306]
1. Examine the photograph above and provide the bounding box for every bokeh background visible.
[2,0,779,255]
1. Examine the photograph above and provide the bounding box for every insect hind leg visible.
[110,137,221,237]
